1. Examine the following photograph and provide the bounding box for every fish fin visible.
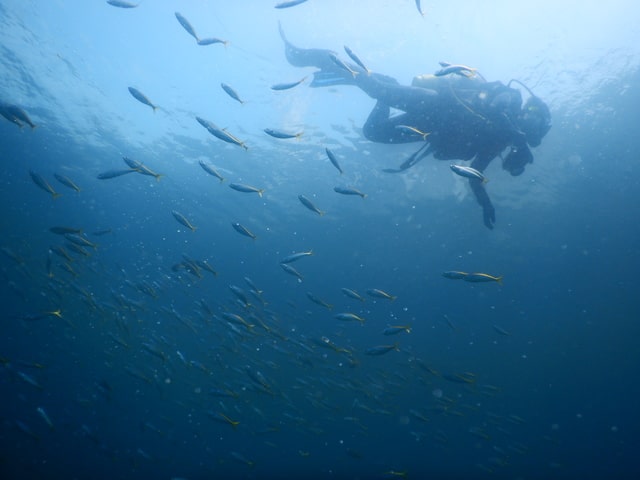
[496,276,503,285]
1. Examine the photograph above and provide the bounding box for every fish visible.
[106,0,139,7]
[343,46,370,74]
[280,263,303,281]
[275,0,309,8]
[171,210,196,232]
[64,233,97,249]
[0,103,36,128]
[306,292,332,310]
[230,451,254,468]
[1,246,23,265]
[334,186,366,198]
[15,419,40,442]
[53,173,81,192]
[395,125,431,141]
[198,160,224,182]
[16,310,63,322]
[198,37,228,46]
[66,243,90,257]
[229,183,264,197]
[341,288,365,302]
[29,170,61,199]
[365,343,400,356]
[17,371,44,389]
[443,372,476,384]
[434,63,477,78]
[325,148,343,174]
[210,411,240,428]
[383,325,412,336]
[196,259,218,276]
[442,270,468,280]
[127,87,159,112]
[366,288,397,301]
[231,222,256,240]
[36,406,54,429]
[175,12,199,42]
[221,83,244,104]
[141,342,167,362]
[50,246,73,262]
[450,164,488,183]
[493,324,512,336]
[334,312,365,324]
[415,0,425,16]
[221,312,253,330]
[244,276,263,295]
[271,76,307,91]
[463,272,503,285]
[122,157,163,181]
[280,250,313,264]
[264,128,302,139]
[196,116,248,150]
[49,226,82,235]
[229,285,250,307]
[45,250,54,277]
[329,53,359,78]
[97,168,138,179]
[59,262,78,278]
[298,194,325,216]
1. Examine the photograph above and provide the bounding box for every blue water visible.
[1,1,640,479]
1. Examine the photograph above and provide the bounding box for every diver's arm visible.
[469,155,495,229]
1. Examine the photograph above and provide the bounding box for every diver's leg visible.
[356,75,439,114]
[363,102,416,144]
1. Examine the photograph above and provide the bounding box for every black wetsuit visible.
[281,26,534,229]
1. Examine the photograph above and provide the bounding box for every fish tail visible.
[52,192,62,200]
[496,276,504,285]
[258,190,264,197]
[319,210,325,216]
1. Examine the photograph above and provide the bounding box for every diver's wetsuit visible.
[280,25,534,229]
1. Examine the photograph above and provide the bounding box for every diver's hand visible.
[482,204,495,230]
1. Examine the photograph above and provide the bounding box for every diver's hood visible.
[519,96,551,147]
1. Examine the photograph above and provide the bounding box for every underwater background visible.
[1,1,639,479]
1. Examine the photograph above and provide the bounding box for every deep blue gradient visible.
[1,1,639,479]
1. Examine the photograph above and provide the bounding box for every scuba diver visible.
[279,24,551,229]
